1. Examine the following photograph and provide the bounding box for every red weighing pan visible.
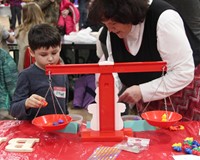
[32,114,72,131]
[141,110,182,128]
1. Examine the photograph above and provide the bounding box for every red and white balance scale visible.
[46,61,167,142]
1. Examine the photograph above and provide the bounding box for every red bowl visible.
[32,114,72,131]
[141,110,182,128]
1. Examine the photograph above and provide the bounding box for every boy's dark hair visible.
[28,23,61,51]
[88,0,149,25]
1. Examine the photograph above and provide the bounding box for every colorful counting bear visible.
[52,119,64,126]
[58,119,64,124]
[169,125,184,131]
[161,113,168,122]
[172,143,182,152]
[53,122,59,126]
[172,137,200,155]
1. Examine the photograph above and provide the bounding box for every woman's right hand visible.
[25,94,47,109]
[118,85,142,104]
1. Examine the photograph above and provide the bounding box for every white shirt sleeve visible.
[140,10,195,102]
[96,29,123,92]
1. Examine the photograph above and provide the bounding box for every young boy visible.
[9,24,69,120]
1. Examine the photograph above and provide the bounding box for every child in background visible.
[0,48,18,119]
[15,2,45,72]
[34,0,60,26]
[7,0,22,31]
[57,0,80,35]
[0,24,15,53]
[10,24,69,120]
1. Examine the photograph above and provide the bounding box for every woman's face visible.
[102,20,132,38]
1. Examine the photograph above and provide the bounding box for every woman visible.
[0,24,15,53]
[15,2,45,72]
[89,0,198,120]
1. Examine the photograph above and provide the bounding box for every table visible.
[60,40,96,64]
[0,120,200,159]
[7,39,96,64]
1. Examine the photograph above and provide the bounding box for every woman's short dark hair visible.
[28,23,61,51]
[88,0,149,25]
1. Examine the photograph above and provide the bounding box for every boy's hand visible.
[25,94,47,109]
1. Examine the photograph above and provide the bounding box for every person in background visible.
[78,0,89,29]
[10,24,69,120]
[7,0,22,32]
[15,2,45,72]
[0,48,18,119]
[57,0,80,35]
[163,0,200,41]
[88,0,198,120]
[0,23,15,52]
[34,0,61,26]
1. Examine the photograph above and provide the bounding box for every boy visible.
[9,24,69,120]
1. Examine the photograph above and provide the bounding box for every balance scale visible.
[46,61,166,142]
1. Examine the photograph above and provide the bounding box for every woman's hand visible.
[118,85,142,104]
[25,94,47,110]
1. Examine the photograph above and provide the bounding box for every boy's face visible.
[30,45,61,70]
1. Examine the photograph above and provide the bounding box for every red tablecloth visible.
[0,120,200,160]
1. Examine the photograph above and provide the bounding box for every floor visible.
[0,15,9,30]
[0,15,92,121]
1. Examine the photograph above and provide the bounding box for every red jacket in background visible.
[58,0,80,35]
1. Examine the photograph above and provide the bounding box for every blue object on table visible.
[58,122,79,134]
[124,120,156,131]
[86,120,156,132]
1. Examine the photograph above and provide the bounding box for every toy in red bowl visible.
[32,114,72,131]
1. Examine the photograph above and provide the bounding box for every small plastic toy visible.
[161,113,168,122]
[58,119,64,124]
[41,100,48,107]
[169,125,184,131]
[172,137,200,156]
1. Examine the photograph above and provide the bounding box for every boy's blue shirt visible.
[10,64,69,120]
